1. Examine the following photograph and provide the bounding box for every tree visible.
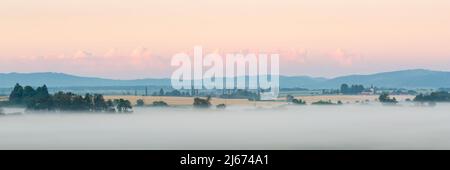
[219,89,258,99]
[193,96,212,108]
[153,101,168,107]
[159,88,165,96]
[84,93,94,111]
[414,91,450,102]
[9,83,24,104]
[106,99,116,112]
[292,98,306,105]
[116,99,132,112]
[340,84,364,94]
[216,104,226,109]
[165,90,182,96]
[5,84,133,113]
[312,100,341,105]
[286,95,294,102]
[379,93,398,104]
[340,84,349,94]
[93,94,107,111]
[136,99,145,107]
[27,85,53,110]
[22,86,37,104]
[23,86,36,97]
[52,91,75,111]
[72,95,87,111]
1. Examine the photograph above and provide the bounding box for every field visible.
[0,95,415,106]
[297,95,414,104]
[104,96,278,107]
[104,95,415,107]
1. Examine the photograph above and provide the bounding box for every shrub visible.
[193,96,212,108]
[153,101,168,107]
[216,104,226,109]
[312,100,340,105]
[292,98,306,105]
[379,93,398,104]
[136,99,145,107]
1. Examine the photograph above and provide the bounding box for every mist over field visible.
[1,103,449,150]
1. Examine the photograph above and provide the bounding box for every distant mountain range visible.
[1,69,449,89]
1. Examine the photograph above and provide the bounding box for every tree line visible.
[8,83,132,112]
[414,91,450,102]
[153,89,191,97]
[340,84,365,94]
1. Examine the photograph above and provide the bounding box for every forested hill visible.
[1,69,449,89]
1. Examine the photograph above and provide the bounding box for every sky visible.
[1,0,450,79]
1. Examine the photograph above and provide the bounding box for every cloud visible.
[0,47,173,79]
[328,48,360,67]
[73,50,94,60]
[279,48,307,64]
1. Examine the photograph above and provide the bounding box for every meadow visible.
[104,95,415,107]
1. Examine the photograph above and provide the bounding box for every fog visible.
[1,103,450,150]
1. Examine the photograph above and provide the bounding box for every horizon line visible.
[0,68,445,81]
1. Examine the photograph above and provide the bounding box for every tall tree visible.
[93,94,107,111]
[340,84,349,94]
[84,93,94,111]
[28,85,53,110]
[379,93,398,104]
[116,99,132,112]
[9,83,24,104]
[159,88,165,96]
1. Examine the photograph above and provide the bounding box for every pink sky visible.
[1,0,450,79]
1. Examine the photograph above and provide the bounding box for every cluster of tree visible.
[9,84,50,106]
[216,103,226,109]
[322,89,340,95]
[286,95,306,105]
[193,96,212,108]
[152,89,191,97]
[378,93,398,104]
[136,99,145,107]
[114,99,133,112]
[312,100,343,105]
[438,88,450,92]
[8,83,132,112]
[220,89,259,100]
[292,99,307,105]
[153,101,169,107]
[414,91,450,102]
[340,84,365,95]
[280,88,309,91]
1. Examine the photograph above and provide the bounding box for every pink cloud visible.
[279,48,307,64]
[0,47,173,79]
[328,48,361,67]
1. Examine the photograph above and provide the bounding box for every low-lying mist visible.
[1,103,449,150]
